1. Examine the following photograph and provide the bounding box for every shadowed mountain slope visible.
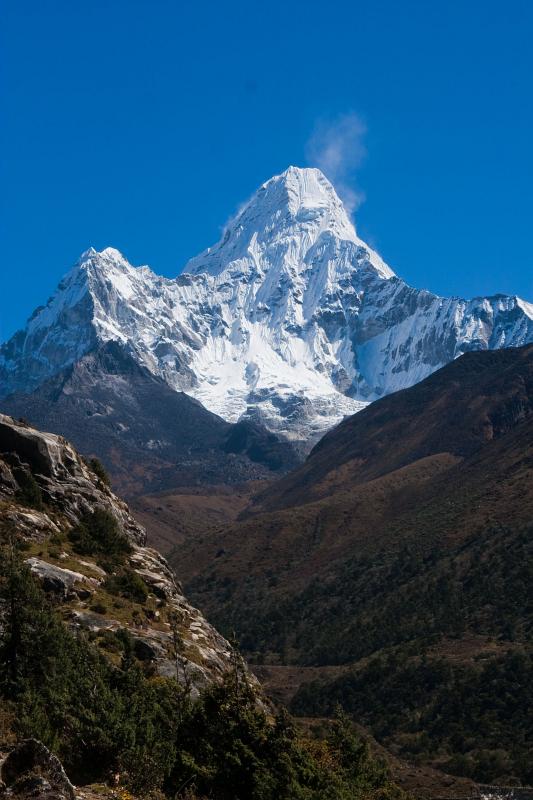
[2,341,298,496]
[251,344,533,513]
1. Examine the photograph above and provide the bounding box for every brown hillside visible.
[169,346,533,788]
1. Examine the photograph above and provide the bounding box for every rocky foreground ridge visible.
[0,412,412,800]
[0,413,241,694]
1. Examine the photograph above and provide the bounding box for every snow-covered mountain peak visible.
[55,247,135,298]
[256,165,352,225]
[3,167,533,447]
[185,166,391,281]
[75,245,133,274]
[278,165,353,223]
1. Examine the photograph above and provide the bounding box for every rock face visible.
[0,739,75,800]
[2,167,532,445]
[0,414,246,694]
[0,413,145,543]
[25,558,98,600]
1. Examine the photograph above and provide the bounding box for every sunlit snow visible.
[2,166,533,444]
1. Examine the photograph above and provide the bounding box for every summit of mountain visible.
[2,167,533,448]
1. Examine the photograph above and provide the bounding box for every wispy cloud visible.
[305,112,367,214]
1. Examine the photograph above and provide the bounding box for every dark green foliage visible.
[0,544,45,694]
[198,524,533,668]
[326,709,389,796]
[189,523,533,787]
[14,468,43,510]
[168,681,392,800]
[195,523,533,787]
[68,509,132,565]
[291,650,533,785]
[103,569,149,603]
[0,548,398,799]
[0,549,136,782]
[88,457,111,486]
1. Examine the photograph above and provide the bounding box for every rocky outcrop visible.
[0,414,250,696]
[126,546,236,691]
[0,739,75,800]
[0,413,145,544]
[62,543,239,696]
[25,559,97,600]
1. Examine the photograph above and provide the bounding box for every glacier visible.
[2,165,533,444]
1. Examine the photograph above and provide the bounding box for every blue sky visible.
[1,0,532,341]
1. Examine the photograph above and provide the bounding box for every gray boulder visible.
[0,739,75,800]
